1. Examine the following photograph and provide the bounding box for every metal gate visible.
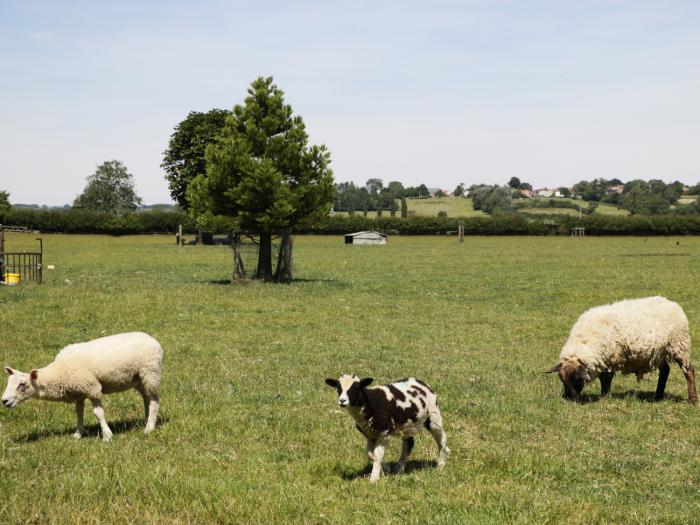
[0,229,43,284]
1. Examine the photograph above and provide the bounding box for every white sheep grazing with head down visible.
[2,332,163,441]
[547,296,697,403]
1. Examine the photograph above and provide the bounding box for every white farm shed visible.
[344,231,387,245]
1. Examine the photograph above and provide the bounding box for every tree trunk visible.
[255,232,273,281]
[232,233,246,281]
[274,233,292,283]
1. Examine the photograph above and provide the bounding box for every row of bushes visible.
[4,208,700,236]
[0,208,197,235]
[302,214,700,236]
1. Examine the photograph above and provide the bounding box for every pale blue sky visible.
[1,0,698,205]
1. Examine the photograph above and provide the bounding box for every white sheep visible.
[325,374,449,482]
[547,296,697,403]
[2,332,163,441]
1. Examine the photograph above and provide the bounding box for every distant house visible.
[607,184,625,194]
[518,188,533,198]
[344,231,388,245]
[535,188,562,198]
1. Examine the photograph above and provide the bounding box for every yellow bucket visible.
[3,273,20,285]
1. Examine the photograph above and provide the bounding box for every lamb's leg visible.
[394,436,414,474]
[73,399,85,439]
[654,361,670,401]
[145,395,160,434]
[369,442,385,482]
[365,438,376,461]
[90,398,113,442]
[427,411,450,469]
[600,372,614,397]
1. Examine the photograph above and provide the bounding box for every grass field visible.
[2,233,700,524]
[516,198,630,217]
[406,196,484,217]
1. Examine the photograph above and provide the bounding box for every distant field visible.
[406,196,484,217]
[679,195,698,205]
[333,196,629,218]
[516,198,630,217]
[2,234,700,523]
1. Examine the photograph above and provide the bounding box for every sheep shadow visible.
[15,415,170,443]
[578,391,685,405]
[338,459,438,481]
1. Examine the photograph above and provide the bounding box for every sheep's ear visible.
[578,365,591,381]
[5,366,15,375]
[325,378,339,388]
[359,377,374,388]
[545,363,561,374]
[29,369,38,382]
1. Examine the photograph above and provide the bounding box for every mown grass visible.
[2,233,700,524]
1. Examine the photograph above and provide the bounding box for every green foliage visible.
[507,176,521,189]
[0,190,11,215]
[386,180,405,197]
[469,185,513,213]
[418,184,430,198]
[453,183,465,197]
[573,178,608,202]
[1,208,194,234]
[619,179,677,215]
[162,109,230,209]
[189,77,334,235]
[73,160,142,213]
[437,210,447,218]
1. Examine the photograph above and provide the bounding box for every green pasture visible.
[2,233,700,524]
[406,196,484,217]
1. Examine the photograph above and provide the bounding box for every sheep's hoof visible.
[688,398,698,405]
[393,464,406,474]
[102,432,113,442]
[144,426,155,434]
[72,431,82,440]
[369,475,380,483]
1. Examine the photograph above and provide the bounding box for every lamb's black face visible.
[325,374,373,408]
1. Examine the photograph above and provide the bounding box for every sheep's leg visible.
[90,398,113,442]
[682,364,698,405]
[145,395,160,434]
[369,442,385,482]
[73,399,85,439]
[600,372,614,397]
[427,411,450,469]
[365,438,376,461]
[654,361,670,401]
[394,436,414,474]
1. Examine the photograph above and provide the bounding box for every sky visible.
[1,0,699,205]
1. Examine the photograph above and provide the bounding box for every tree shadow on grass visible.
[338,459,438,481]
[206,277,349,288]
[15,415,170,443]
[579,391,685,405]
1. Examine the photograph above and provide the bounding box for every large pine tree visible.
[187,77,334,282]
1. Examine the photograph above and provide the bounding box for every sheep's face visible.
[325,374,373,408]
[546,358,590,401]
[2,367,38,408]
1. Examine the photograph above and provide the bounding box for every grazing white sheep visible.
[325,374,449,482]
[2,332,163,441]
[547,296,697,403]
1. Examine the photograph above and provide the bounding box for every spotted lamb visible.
[325,374,449,482]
